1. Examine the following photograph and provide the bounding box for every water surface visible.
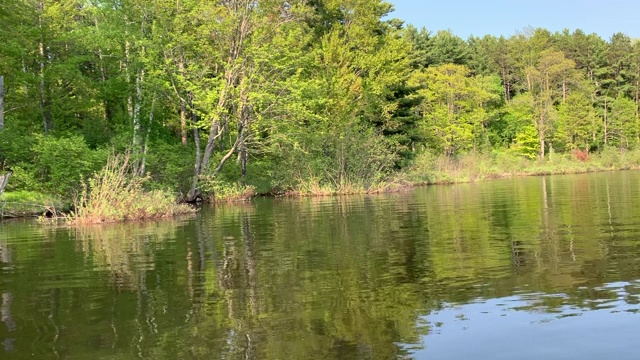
[2,172,640,359]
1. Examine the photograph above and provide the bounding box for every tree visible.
[426,30,470,66]
[526,49,581,158]
[498,93,539,159]
[413,64,499,156]
[554,84,597,151]
[608,95,637,148]
[402,25,430,69]
[482,35,517,102]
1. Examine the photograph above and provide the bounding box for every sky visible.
[388,0,640,40]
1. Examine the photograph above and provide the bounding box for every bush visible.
[143,141,195,193]
[68,153,194,224]
[596,146,621,168]
[272,122,397,194]
[199,176,256,202]
[31,134,107,197]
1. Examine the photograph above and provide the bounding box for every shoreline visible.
[2,160,638,221]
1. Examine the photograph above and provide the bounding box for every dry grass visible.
[67,153,194,224]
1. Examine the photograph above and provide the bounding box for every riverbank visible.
[402,148,640,186]
[0,191,63,218]
[4,148,640,220]
[275,148,640,198]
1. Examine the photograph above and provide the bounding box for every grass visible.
[281,175,407,197]
[403,147,640,186]
[0,191,63,218]
[67,153,194,224]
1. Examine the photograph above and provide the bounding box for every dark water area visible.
[2,172,640,359]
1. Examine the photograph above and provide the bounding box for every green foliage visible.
[271,121,397,194]
[143,142,195,193]
[555,85,598,151]
[412,63,501,156]
[426,30,470,66]
[31,134,107,196]
[0,190,62,217]
[512,125,540,159]
[199,176,256,202]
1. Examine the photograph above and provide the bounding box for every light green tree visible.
[526,49,581,158]
[413,64,499,156]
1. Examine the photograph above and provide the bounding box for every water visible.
[1,172,640,359]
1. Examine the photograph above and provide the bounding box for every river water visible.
[1,172,640,359]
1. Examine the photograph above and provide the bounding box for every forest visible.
[1,0,639,209]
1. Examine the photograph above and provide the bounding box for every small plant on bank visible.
[200,176,256,202]
[572,149,589,162]
[68,153,194,224]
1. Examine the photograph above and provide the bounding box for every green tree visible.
[526,49,581,157]
[554,83,598,151]
[413,64,499,156]
[426,30,470,66]
[608,95,637,148]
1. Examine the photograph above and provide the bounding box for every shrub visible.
[31,134,107,197]
[199,176,256,202]
[572,149,589,162]
[68,153,194,224]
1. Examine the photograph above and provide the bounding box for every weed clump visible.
[68,153,194,224]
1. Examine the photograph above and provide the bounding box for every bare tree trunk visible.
[0,75,4,131]
[212,124,244,177]
[239,88,250,180]
[138,96,155,177]
[94,17,111,122]
[178,57,188,145]
[0,170,12,196]
[240,145,247,180]
[539,113,546,159]
[604,97,608,145]
[212,81,250,178]
[132,69,144,174]
[187,112,202,202]
[635,79,639,143]
[38,1,52,133]
[125,40,133,122]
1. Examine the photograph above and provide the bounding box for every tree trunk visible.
[538,111,546,159]
[188,0,254,197]
[0,75,4,131]
[138,96,155,177]
[39,40,51,133]
[178,57,188,145]
[0,170,12,196]
[604,97,608,145]
[186,112,202,202]
[132,69,144,169]
[94,17,111,122]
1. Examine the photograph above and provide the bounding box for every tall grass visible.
[68,153,194,224]
[404,148,640,186]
